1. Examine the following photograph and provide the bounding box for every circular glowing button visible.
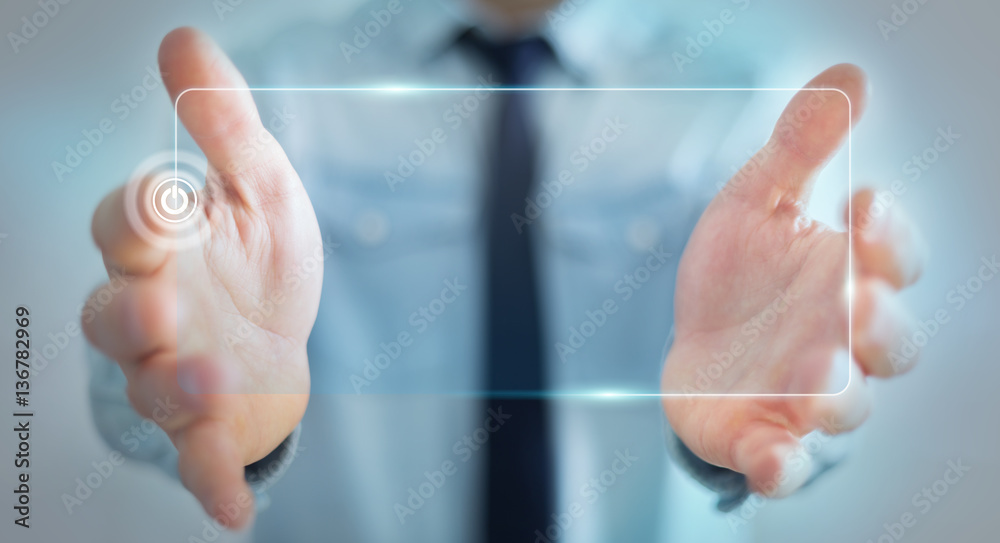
[152,178,198,223]
[160,184,189,214]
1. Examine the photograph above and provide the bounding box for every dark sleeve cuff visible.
[664,423,750,512]
[664,420,849,512]
[244,424,302,511]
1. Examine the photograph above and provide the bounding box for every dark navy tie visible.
[460,30,555,542]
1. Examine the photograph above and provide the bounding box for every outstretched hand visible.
[661,64,926,497]
[84,28,323,528]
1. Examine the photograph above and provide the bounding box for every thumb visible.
[729,63,868,207]
[731,422,813,499]
[158,27,298,207]
[176,419,256,530]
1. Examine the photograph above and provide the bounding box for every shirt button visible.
[355,209,390,246]
[626,216,660,252]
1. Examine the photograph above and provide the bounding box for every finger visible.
[852,277,919,376]
[807,357,872,434]
[81,276,177,371]
[176,418,256,530]
[848,189,928,289]
[731,422,813,499]
[159,27,298,206]
[124,353,236,433]
[731,64,868,206]
[92,183,174,276]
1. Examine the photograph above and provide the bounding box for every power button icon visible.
[152,178,198,223]
[161,184,189,214]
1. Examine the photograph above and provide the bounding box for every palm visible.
[661,65,885,497]
[180,175,322,395]
[661,177,854,493]
[668,193,847,396]
[149,168,321,468]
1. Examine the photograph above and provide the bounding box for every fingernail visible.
[177,363,203,395]
[764,444,813,499]
[860,196,890,243]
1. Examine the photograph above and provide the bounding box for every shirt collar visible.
[401,0,594,85]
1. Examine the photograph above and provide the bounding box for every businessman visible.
[83,0,925,541]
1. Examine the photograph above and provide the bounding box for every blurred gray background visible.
[0,0,997,541]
